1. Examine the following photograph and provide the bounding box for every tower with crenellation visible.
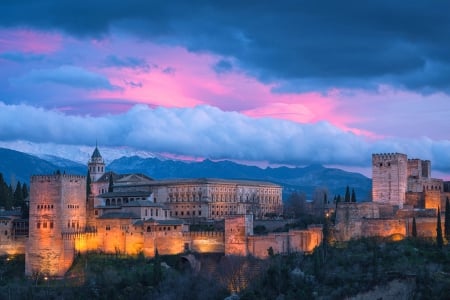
[26,174,86,277]
[372,153,408,208]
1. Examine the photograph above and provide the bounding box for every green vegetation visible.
[242,238,450,300]
[0,173,28,216]
[0,238,449,299]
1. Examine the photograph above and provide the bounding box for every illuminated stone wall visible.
[372,153,408,208]
[247,227,322,258]
[225,215,253,256]
[26,174,86,277]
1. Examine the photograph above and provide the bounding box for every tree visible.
[344,186,350,202]
[21,183,29,199]
[86,170,92,198]
[351,188,356,203]
[108,172,114,193]
[152,248,162,286]
[284,192,306,218]
[437,207,443,249]
[445,197,450,241]
[13,182,23,207]
[412,217,417,238]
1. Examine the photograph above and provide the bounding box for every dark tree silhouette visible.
[437,207,443,249]
[108,172,114,193]
[412,217,417,238]
[351,188,356,203]
[344,186,350,202]
[445,197,450,241]
[86,170,92,198]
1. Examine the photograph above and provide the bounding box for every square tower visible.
[26,174,86,277]
[372,153,408,208]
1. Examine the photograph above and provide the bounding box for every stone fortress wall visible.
[335,152,449,242]
[22,146,320,277]
[26,174,86,277]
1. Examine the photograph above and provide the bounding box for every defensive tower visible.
[372,153,407,208]
[26,174,86,277]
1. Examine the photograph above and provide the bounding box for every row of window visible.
[37,204,54,210]
[36,221,54,229]
[171,210,202,217]
[67,204,80,209]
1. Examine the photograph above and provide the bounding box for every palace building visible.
[22,146,322,277]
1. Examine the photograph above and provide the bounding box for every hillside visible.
[108,156,372,200]
[0,147,371,200]
[0,148,85,184]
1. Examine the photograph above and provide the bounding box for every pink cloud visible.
[0,28,62,53]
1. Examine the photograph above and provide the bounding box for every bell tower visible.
[88,145,105,182]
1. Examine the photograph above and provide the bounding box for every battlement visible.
[372,152,408,163]
[31,174,85,182]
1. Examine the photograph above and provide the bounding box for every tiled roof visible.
[144,218,185,225]
[98,212,139,219]
[122,200,168,208]
[98,191,151,198]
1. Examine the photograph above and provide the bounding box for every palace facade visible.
[22,147,322,277]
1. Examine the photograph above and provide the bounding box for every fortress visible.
[2,149,447,277]
[23,147,321,277]
[334,153,449,241]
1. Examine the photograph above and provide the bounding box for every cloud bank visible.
[1,102,449,171]
[2,1,450,93]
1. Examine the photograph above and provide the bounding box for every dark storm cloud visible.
[213,59,233,74]
[2,1,450,92]
[104,55,151,71]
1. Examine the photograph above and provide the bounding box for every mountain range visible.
[0,147,371,200]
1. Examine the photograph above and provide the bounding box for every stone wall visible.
[247,227,322,258]
[26,175,86,277]
[372,153,408,207]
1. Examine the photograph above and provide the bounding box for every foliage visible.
[344,186,350,202]
[445,197,450,241]
[351,188,356,202]
[108,172,114,193]
[436,207,443,249]
[412,216,417,238]
[86,170,92,197]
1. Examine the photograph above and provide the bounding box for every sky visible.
[1,1,450,177]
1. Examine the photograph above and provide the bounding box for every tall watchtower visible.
[88,146,105,182]
[372,153,408,208]
[26,174,86,277]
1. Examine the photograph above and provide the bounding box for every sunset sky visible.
[1,1,450,176]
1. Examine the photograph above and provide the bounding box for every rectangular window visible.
[37,222,41,229]
[43,222,47,229]
[106,225,110,231]
[156,209,158,217]
[50,222,54,229]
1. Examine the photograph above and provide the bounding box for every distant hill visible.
[0,148,85,184]
[108,156,372,200]
[0,147,371,200]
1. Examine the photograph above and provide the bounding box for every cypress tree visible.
[336,195,341,203]
[351,188,356,203]
[86,170,92,198]
[412,217,417,238]
[437,207,443,249]
[344,186,350,202]
[445,197,450,241]
[153,248,162,286]
[13,182,24,207]
[108,172,114,193]
[21,183,29,199]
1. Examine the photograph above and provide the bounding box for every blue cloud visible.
[0,51,45,62]
[104,55,151,71]
[10,65,119,90]
[213,59,233,74]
